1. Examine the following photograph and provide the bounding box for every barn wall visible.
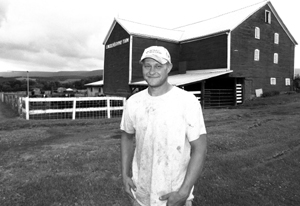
[131,37,180,82]
[180,34,228,70]
[231,5,295,98]
[103,23,131,97]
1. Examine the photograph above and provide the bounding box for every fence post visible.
[18,97,22,115]
[25,97,29,120]
[72,98,77,120]
[123,98,126,110]
[107,97,111,119]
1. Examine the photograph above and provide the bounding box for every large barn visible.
[101,1,297,108]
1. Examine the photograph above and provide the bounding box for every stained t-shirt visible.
[120,86,206,206]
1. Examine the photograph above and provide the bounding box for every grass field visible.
[0,93,300,205]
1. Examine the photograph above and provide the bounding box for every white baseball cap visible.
[140,46,171,64]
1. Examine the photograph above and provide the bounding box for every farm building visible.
[84,80,104,97]
[100,1,297,107]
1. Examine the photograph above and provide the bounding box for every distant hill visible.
[0,70,103,78]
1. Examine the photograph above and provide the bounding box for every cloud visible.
[0,0,108,71]
[0,0,10,27]
[0,0,298,72]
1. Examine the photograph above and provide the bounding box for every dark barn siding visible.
[104,23,131,97]
[131,37,180,82]
[180,34,228,70]
[231,5,295,97]
[103,4,296,101]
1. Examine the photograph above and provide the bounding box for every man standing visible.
[121,46,207,206]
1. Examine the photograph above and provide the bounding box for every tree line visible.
[1,75,299,92]
[0,76,102,92]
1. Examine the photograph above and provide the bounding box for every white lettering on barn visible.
[106,38,129,49]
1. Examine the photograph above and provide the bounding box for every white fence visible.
[0,93,126,120]
[20,96,126,120]
[0,92,23,112]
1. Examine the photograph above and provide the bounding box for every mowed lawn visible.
[0,93,300,206]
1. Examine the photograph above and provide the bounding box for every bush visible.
[262,90,280,97]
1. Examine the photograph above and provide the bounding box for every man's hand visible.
[159,191,188,206]
[123,176,136,199]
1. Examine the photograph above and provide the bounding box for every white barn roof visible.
[130,69,233,86]
[85,80,103,86]
[103,1,297,45]
[84,70,233,87]
[176,1,267,41]
[116,19,183,43]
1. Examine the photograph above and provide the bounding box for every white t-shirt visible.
[121,86,206,206]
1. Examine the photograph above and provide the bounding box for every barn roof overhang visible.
[180,30,230,44]
[84,80,103,87]
[129,69,233,86]
[130,33,180,43]
[103,18,183,45]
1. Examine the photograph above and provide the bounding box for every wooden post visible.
[201,81,205,109]
[107,98,111,119]
[27,71,29,97]
[123,98,126,109]
[18,97,22,115]
[25,97,29,120]
[72,98,77,120]
[122,97,126,117]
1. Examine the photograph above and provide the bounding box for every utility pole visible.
[27,71,29,97]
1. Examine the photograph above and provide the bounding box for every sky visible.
[0,0,299,73]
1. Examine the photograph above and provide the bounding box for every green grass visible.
[0,93,300,205]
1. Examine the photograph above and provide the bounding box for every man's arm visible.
[179,134,207,195]
[160,134,207,206]
[121,131,136,198]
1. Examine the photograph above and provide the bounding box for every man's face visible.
[142,58,172,88]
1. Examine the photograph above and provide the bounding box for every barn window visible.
[265,10,271,24]
[254,49,260,61]
[274,53,278,64]
[255,27,260,39]
[285,78,291,86]
[270,78,276,85]
[274,33,279,44]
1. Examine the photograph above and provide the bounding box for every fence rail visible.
[1,93,126,120]
[204,89,235,108]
